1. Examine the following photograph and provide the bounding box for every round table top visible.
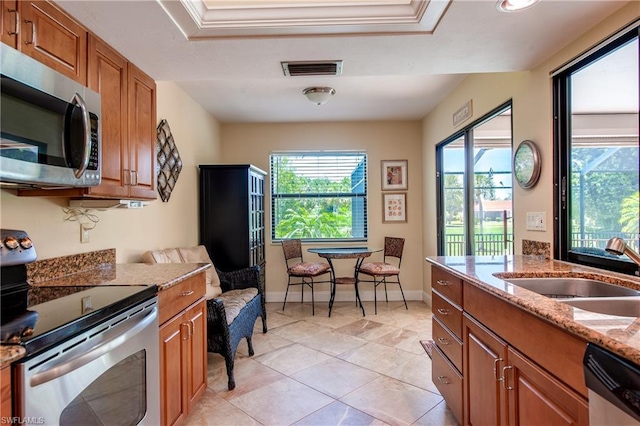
[307,247,381,259]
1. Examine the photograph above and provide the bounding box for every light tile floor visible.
[184,300,460,426]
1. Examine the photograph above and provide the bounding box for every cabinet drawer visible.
[432,267,462,306]
[433,290,463,340]
[158,273,206,325]
[432,345,463,425]
[433,316,463,373]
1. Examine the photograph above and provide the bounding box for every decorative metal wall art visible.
[156,119,183,202]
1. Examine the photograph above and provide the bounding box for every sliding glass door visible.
[437,103,513,256]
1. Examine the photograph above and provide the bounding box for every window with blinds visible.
[270,151,367,242]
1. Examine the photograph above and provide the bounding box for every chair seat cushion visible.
[288,261,331,276]
[359,262,400,275]
[217,288,259,324]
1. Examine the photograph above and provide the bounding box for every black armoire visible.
[199,164,266,289]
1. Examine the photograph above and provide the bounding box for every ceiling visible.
[57,0,631,123]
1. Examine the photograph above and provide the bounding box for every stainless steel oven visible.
[13,298,160,426]
[0,229,160,425]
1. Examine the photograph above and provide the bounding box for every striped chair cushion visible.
[288,261,330,276]
[217,288,259,324]
[359,262,400,275]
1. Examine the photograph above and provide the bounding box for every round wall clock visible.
[513,140,541,189]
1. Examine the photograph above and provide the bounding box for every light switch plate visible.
[526,212,546,231]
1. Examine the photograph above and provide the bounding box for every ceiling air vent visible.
[281,60,343,77]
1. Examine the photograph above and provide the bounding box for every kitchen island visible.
[426,255,640,363]
[426,254,640,425]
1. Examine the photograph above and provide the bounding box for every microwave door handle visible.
[69,92,91,178]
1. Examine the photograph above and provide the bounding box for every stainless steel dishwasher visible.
[584,343,640,425]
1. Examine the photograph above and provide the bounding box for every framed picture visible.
[382,192,407,223]
[381,160,408,190]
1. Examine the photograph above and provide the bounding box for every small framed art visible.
[382,192,407,223]
[381,160,408,190]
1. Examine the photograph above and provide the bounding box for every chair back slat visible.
[281,239,303,267]
[384,237,405,266]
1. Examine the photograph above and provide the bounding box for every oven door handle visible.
[30,307,157,387]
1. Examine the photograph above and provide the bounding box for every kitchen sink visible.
[502,277,640,298]
[559,297,640,317]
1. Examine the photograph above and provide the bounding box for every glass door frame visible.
[436,100,513,256]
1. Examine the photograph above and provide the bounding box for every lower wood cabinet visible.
[463,314,588,426]
[430,265,589,426]
[463,314,508,426]
[158,274,207,426]
[1,366,11,419]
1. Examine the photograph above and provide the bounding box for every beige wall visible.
[220,121,425,303]
[0,81,221,263]
[421,3,639,295]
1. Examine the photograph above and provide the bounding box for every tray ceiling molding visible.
[158,0,452,39]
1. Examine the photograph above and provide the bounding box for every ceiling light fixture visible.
[496,0,539,12]
[303,87,336,105]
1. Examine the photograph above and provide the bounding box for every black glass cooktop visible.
[2,283,157,357]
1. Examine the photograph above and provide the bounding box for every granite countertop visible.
[1,261,211,367]
[30,262,211,291]
[0,345,26,368]
[425,255,640,366]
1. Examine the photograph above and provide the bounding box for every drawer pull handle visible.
[494,358,504,381]
[437,337,450,345]
[8,9,19,36]
[181,322,190,340]
[437,375,451,384]
[181,290,194,297]
[437,308,450,315]
[24,19,35,45]
[436,279,450,286]
[502,365,514,390]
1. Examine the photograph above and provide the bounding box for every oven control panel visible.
[0,229,37,266]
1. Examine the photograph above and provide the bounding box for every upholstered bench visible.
[143,246,267,390]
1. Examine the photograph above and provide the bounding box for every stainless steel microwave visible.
[0,47,101,189]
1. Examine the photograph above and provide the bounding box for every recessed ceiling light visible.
[496,0,540,12]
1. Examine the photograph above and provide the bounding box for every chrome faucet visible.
[605,237,640,271]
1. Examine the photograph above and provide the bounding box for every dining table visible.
[307,246,382,317]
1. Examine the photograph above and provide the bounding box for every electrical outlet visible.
[80,224,90,243]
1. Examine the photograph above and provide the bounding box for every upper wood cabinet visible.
[1,1,87,84]
[86,35,130,198]
[85,35,157,200]
[127,63,157,200]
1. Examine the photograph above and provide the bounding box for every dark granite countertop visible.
[425,255,640,366]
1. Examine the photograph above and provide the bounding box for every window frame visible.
[436,100,514,256]
[553,23,639,276]
[270,150,368,243]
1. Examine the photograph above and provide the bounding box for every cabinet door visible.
[159,315,188,426]
[1,0,18,47]
[464,314,509,426]
[1,366,11,419]
[185,300,207,412]
[18,1,87,84]
[506,348,588,426]
[87,35,130,198]
[128,63,157,200]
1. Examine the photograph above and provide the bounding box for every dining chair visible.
[358,236,408,314]
[281,239,332,315]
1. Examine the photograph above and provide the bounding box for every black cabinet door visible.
[199,165,266,273]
